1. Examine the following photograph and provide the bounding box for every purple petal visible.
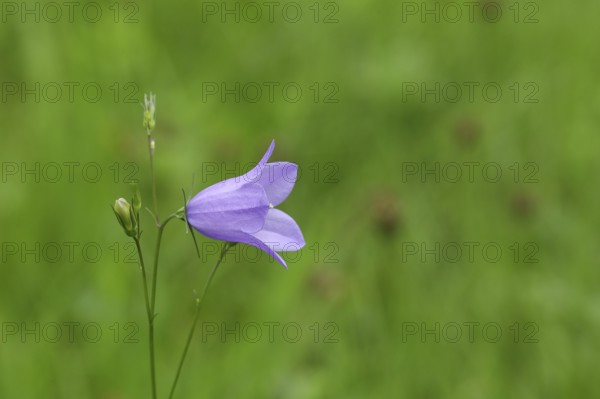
[187,183,269,239]
[240,139,275,183]
[215,209,304,268]
[191,140,276,191]
[252,209,305,252]
[194,228,287,268]
[257,162,298,206]
[241,234,289,268]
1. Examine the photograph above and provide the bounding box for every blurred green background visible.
[1,0,598,397]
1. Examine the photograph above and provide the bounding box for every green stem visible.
[168,242,231,399]
[147,131,159,225]
[133,214,176,399]
[133,238,157,399]
[150,214,178,315]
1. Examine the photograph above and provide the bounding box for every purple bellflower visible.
[186,140,305,268]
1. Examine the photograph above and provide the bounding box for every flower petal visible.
[194,229,287,268]
[252,208,305,251]
[241,234,289,268]
[240,139,275,183]
[187,183,269,238]
[190,140,276,193]
[257,162,298,206]
[211,209,304,268]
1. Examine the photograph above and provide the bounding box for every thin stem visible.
[133,238,157,399]
[147,132,159,225]
[168,243,231,399]
[150,214,178,316]
[136,213,178,399]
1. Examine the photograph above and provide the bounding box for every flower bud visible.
[143,93,156,131]
[113,198,137,237]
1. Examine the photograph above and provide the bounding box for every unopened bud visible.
[113,198,136,237]
[143,92,156,131]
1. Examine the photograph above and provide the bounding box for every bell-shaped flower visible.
[186,140,305,268]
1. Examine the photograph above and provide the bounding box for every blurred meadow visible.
[1,0,599,397]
